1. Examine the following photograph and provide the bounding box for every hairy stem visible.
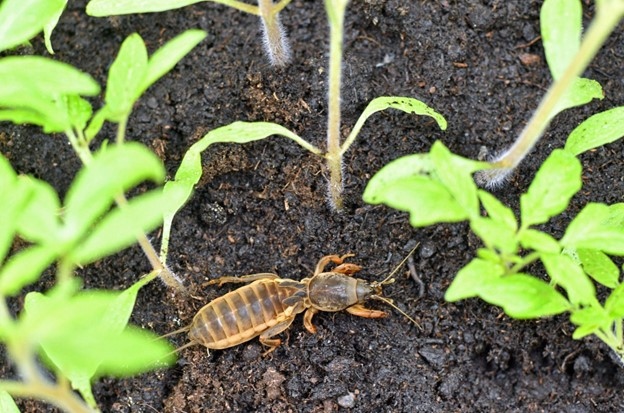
[324,0,349,210]
[258,0,291,66]
[476,5,623,186]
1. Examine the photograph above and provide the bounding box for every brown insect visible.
[166,251,418,355]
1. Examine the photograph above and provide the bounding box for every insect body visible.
[170,253,415,354]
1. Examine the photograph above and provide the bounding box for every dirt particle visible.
[337,392,356,408]
[262,367,286,401]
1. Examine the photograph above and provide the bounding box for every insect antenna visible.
[373,243,420,287]
[371,295,421,329]
[371,243,422,329]
[158,324,191,339]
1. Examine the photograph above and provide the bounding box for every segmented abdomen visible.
[189,279,298,349]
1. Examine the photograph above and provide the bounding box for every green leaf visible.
[363,153,433,201]
[21,288,174,389]
[64,143,165,241]
[605,282,624,319]
[0,246,57,296]
[541,253,596,306]
[0,0,65,52]
[0,391,19,413]
[70,189,167,265]
[520,149,582,228]
[477,274,571,318]
[0,57,100,97]
[470,217,518,255]
[66,95,93,132]
[94,326,175,376]
[541,0,582,79]
[478,190,517,232]
[342,96,447,156]
[363,143,488,227]
[104,33,148,122]
[87,0,209,16]
[15,177,61,245]
[43,0,67,54]
[430,142,481,219]
[84,107,108,142]
[367,174,468,227]
[0,155,21,264]
[161,121,319,262]
[518,229,561,254]
[0,57,100,132]
[561,203,624,255]
[140,29,207,96]
[564,107,624,156]
[577,248,619,288]
[540,0,603,118]
[445,258,504,301]
[551,78,603,118]
[570,305,611,339]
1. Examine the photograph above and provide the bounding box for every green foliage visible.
[0,57,100,133]
[87,0,243,16]
[540,0,603,117]
[0,0,65,52]
[0,145,175,409]
[0,21,204,410]
[365,140,624,361]
[90,30,206,134]
[564,107,624,156]
[159,98,445,262]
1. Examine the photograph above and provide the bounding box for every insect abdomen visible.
[189,280,292,349]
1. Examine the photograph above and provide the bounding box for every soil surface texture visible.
[2,0,624,412]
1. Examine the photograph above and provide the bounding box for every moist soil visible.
[2,1,624,412]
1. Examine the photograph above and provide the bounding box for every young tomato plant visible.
[0,4,204,411]
[0,0,207,290]
[476,0,623,186]
[364,100,624,362]
[0,145,176,413]
[154,0,446,263]
[86,0,293,66]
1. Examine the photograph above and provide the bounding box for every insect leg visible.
[332,263,362,276]
[303,308,319,334]
[258,316,296,355]
[345,304,388,319]
[203,273,278,287]
[314,253,355,275]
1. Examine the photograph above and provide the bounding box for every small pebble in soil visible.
[337,392,356,408]
[419,241,437,258]
[573,355,591,375]
[418,346,447,370]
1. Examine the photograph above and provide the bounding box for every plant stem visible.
[324,0,349,210]
[0,380,95,413]
[258,0,291,66]
[476,5,624,186]
[65,129,184,291]
[115,116,128,145]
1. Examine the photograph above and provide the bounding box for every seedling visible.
[0,4,210,410]
[475,0,621,186]
[154,0,447,263]
[0,145,176,412]
[0,0,207,291]
[363,0,624,365]
[86,0,293,66]
[365,108,624,359]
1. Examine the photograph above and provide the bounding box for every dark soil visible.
[2,0,624,412]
